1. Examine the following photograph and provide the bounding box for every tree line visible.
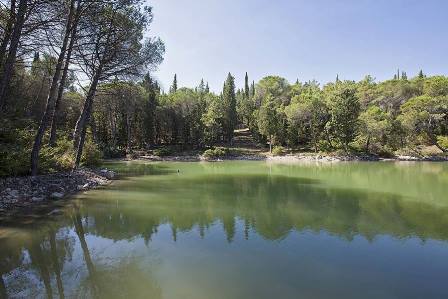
[1,1,447,177]
[89,71,448,157]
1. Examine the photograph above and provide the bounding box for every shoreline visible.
[0,168,115,218]
[136,152,448,163]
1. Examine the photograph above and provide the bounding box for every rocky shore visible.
[0,168,115,214]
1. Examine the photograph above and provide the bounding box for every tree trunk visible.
[126,111,132,154]
[30,0,77,176]
[0,0,17,69]
[49,0,81,147]
[269,135,272,153]
[73,68,102,168]
[0,0,27,111]
[365,135,371,153]
[49,231,65,299]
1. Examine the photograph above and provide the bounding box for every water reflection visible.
[1,161,448,298]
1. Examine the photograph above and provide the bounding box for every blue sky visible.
[148,0,448,92]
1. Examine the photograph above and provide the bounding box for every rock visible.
[50,192,64,199]
[105,171,115,179]
[31,196,44,202]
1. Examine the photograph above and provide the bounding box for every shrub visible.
[82,139,103,166]
[202,147,229,159]
[437,136,448,151]
[153,147,173,157]
[103,146,126,158]
[0,121,34,177]
[271,146,285,156]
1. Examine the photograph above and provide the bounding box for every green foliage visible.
[437,136,448,151]
[202,147,229,159]
[326,82,360,150]
[82,139,103,166]
[153,147,174,157]
[0,121,34,177]
[271,146,285,156]
[356,106,392,153]
[222,73,237,141]
[257,95,280,147]
[398,95,448,146]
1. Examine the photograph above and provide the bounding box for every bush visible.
[82,139,103,166]
[271,146,285,156]
[202,147,229,159]
[102,146,126,158]
[437,136,448,151]
[153,147,173,157]
[0,121,34,177]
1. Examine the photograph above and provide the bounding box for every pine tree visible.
[205,82,210,93]
[170,74,177,93]
[336,74,340,83]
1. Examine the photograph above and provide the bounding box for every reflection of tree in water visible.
[1,165,448,297]
[81,173,448,243]
[0,208,161,298]
[0,223,75,298]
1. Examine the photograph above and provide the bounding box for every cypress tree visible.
[244,72,250,99]
[223,73,237,142]
[401,71,407,80]
[170,74,177,93]
[418,70,424,79]
[250,80,255,98]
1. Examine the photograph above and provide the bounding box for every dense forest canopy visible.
[0,0,447,177]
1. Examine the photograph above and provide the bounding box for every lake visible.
[1,161,448,298]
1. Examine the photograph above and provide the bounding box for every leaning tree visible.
[72,0,164,168]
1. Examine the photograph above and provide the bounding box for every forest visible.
[1,0,448,177]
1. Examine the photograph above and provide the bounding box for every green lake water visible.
[1,161,448,298]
